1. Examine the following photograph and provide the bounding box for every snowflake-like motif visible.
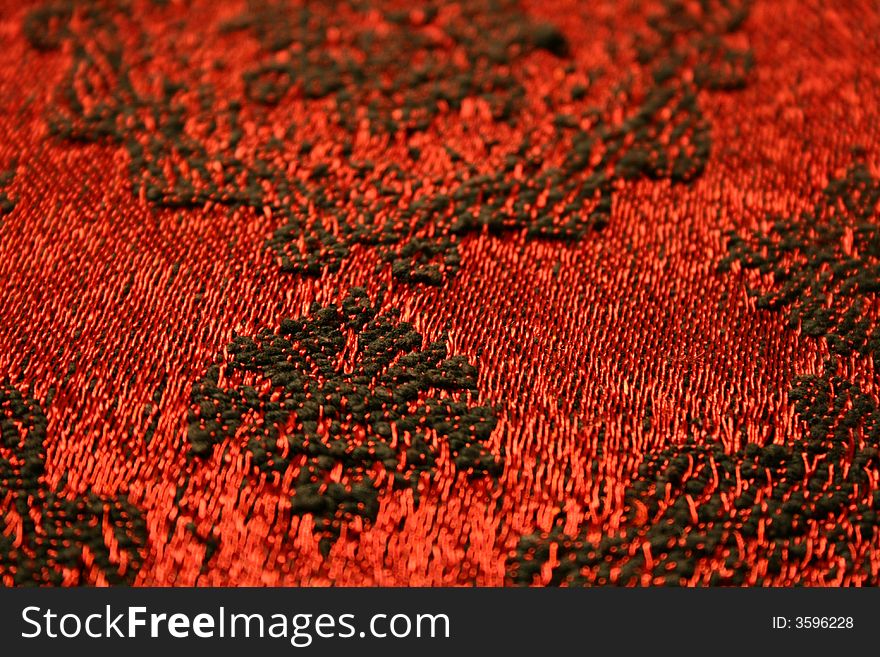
[187,289,502,548]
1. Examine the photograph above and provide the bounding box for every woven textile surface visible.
[1,0,880,586]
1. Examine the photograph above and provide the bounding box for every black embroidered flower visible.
[509,434,880,586]
[722,163,880,363]
[187,289,502,549]
[26,0,753,286]
[0,384,147,586]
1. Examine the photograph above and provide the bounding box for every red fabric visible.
[1,0,879,586]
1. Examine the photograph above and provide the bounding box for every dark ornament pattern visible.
[509,163,880,586]
[187,289,502,550]
[0,384,147,586]
[25,0,753,285]
[723,163,880,364]
[508,435,879,586]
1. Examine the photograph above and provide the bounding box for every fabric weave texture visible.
[1,0,879,586]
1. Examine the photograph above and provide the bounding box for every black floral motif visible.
[26,0,753,286]
[187,289,501,549]
[0,384,147,586]
[225,0,560,127]
[509,161,880,586]
[722,163,880,363]
[509,434,880,586]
